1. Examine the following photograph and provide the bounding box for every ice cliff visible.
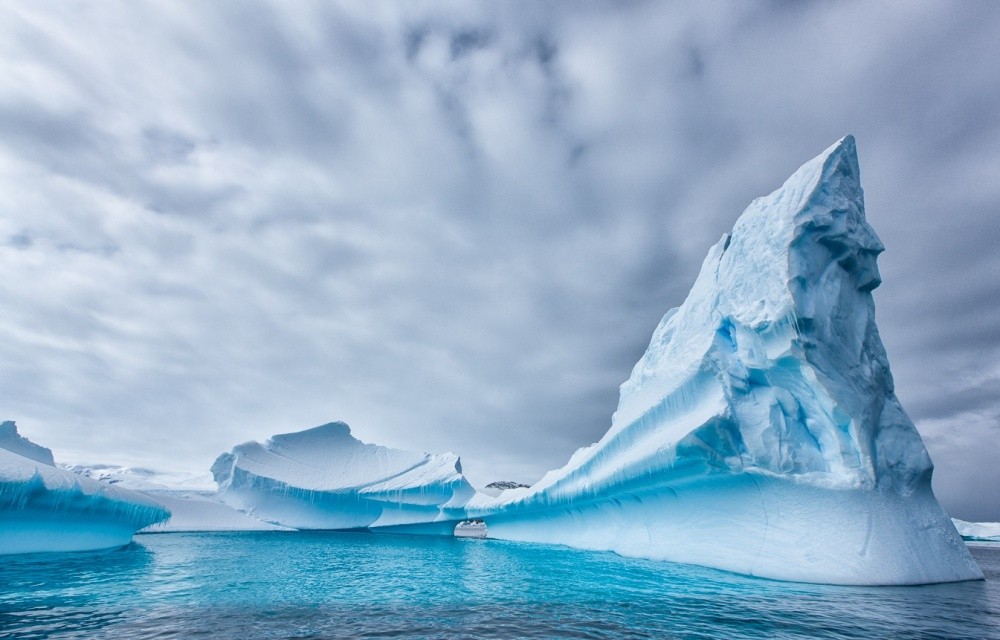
[211,422,475,529]
[464,136,982,585]
[0,423,170,554]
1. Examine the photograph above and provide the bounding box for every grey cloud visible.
[0,1,998,516]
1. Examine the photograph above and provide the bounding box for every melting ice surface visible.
[203,137,980,586]
[1,532,998,639]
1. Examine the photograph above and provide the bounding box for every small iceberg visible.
[0,422,170,554]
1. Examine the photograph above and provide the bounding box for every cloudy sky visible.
[1,1,998,520]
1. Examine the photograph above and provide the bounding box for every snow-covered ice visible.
[952,519,1000,542]
[61,464,216,492]
[140,491,291,533]
[0,423,170,554]
[63,464,286,533]
[462,136,982,585]
[211,422,476,530]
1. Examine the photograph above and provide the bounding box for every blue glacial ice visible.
[0,423,170,554]
[211,422,475,530]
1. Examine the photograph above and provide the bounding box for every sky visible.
[1,1,998,520]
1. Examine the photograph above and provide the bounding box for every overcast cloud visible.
[1,1,998,520]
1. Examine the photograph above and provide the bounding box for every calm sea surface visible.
[1,532,997,639]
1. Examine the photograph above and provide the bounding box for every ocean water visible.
[1,532,998,639]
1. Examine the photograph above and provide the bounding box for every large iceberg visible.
[211,422,475,529]
[0,423,170,554]
[463,136,981,585]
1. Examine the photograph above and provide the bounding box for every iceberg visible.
[952,519,1000,542]
[211,422,475,530]
[462,136,982,585]
[0,423,170,554]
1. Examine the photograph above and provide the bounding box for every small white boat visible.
[454,519,487,539]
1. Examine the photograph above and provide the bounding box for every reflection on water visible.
[1,533,998,639]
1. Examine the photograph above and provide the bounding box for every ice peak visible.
[820,134,858,177]
[588,136,927,493]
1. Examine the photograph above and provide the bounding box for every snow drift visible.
[211,422,475,529]
[464,136,981,585]
[0,423,170,554]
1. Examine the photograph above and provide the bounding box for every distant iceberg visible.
[952,519,1000,542]
[63,463,286,533]
[0,420,55,465]
[0,423,169,554]
[61,463,217,492]
[462,136,982,585]
[211,422,475,530]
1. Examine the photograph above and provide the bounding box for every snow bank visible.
[211,422,475,529]
[466,136,981,585]
[0,427,170,554]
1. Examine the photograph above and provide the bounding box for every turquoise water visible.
[1,532,998,639]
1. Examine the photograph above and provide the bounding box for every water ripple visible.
[1,533,998,639]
